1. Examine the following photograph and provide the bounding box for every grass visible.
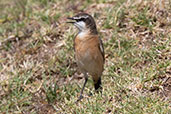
[0,0,171,113]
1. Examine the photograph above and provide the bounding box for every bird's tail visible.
[94,77,102,93]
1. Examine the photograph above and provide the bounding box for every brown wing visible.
[98,37,105,62]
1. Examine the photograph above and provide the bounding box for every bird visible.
[67,12,105,101]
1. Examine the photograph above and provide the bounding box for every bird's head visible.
[67,13,97,34]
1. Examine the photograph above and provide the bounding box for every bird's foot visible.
[88,92,93,97]
[75,95,83,103]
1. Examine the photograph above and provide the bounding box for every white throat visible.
[74,21,86,32]
[77,30,89,39]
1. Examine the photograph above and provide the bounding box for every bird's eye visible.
[77,19,81,22]
[76,18,85,22]
[81,18,85,21]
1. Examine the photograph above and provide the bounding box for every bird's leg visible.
[94,77,102,94]
[76,73,88,102]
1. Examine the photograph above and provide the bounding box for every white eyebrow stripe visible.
[73,15,89,20]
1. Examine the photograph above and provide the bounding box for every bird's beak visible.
[66,17,76,24]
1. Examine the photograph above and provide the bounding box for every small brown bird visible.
[67,13,105,101]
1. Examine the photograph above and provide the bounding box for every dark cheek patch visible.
[77,18,85,22]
